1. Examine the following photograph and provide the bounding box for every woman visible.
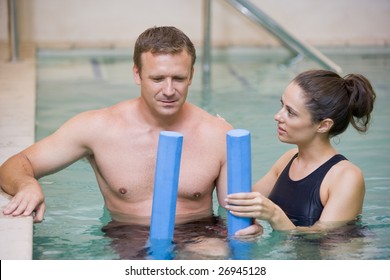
[226,69,376,232]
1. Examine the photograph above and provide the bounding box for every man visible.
[0,26,233,229]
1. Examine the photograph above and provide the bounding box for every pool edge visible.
[0,57,36,260]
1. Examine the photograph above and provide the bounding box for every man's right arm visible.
[0,110,97,222]
[0,153,46,222]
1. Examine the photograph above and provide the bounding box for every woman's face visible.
[274,82,319,146]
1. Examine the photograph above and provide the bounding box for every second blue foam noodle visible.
[226,129,252,236]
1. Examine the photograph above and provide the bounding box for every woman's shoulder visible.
[271,148,299,175]
[325,156,364,194]
[321,156,365,216]
[278,148,299,165]
[329,157,363,180]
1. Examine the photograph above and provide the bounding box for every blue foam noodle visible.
[150,131,183,241]
[227,129,252,236]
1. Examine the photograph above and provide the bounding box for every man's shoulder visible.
[70,100,134,128]
[187,103,233,132]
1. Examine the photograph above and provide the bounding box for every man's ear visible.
[189,67,194,84]
[317,118,334,133]
[133,65,141,85]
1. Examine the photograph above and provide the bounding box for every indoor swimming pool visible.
[33,46,390,259]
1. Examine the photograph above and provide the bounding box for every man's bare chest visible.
[89,142,220,201]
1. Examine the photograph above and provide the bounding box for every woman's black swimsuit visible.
[268,153,347,226]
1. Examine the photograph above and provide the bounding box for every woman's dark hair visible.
[133,26,196,75]
[293,69,376,138]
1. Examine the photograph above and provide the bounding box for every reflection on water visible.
[98,214,376,260]
[281,222,374,260]
[235,220,377,260]
[34,202,381,260]
[101,215,228,260]
[33,47,390,260]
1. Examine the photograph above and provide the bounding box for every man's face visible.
[133,50,194,119]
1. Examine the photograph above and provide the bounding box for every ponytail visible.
[344,73,376,133]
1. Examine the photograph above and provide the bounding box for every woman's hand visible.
[225,192,275,220]
[225,192,295,231]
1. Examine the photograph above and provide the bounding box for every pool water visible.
[33,47,390,260]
